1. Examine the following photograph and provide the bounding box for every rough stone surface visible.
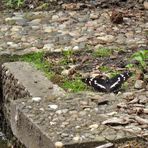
[1,62,148,148]
[0,8,147,55]
[134,80,145,89]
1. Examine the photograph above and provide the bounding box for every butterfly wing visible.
[82,71,132,93]
[109,71,132,92]
[82,77,107,92]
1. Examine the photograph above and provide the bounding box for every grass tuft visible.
[61,78,87,93]
[93,48,112,57]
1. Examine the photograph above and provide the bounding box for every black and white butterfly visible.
[82,71,132,93]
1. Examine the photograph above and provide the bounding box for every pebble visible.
[29,19,41,25]
[79,111,87,116]
[89,124,99,130]
[43,26,54,33]
[134,80,145,89]
[73,45,79,50]
[7,42,18,48]
[122,92,134,100]
[138,95,148,104]
[97,35,115,43]
[144,1,148,9]
[39,108,44,111]
[43,43,54,51]
[125,125,142,133]
[48,104,58,110]
[73,135,80,142]
[61,69,69,76]
[52,15,59,21]
[56,109,68,114]
[55,141,63,148]
[32,97,42,102]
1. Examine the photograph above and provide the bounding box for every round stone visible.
[48,104,58,110]
[29,19,41,25]
[144,1,148,10]
[73,135,80,142]
[97,35,115,43]
[55,141,63,148]
[52,15,59,21]
[89,124,98,129]
[134,80,145,89]
[43,43,54,51]
[73,46,79,50]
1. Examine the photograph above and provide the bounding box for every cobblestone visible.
[0,8,147,55]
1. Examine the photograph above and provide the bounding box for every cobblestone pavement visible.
[0,8,147,55]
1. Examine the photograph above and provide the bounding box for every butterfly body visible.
[82,71,132,93]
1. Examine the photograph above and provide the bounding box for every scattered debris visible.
[134,116,148,125]
[110,9,123,24]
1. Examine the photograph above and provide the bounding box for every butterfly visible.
[82,71,132,93]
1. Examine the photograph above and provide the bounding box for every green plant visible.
[126,50,148,69]
[62,78,87,92]
[60,49,74,65]
[6,0,24,8]
[62,49,74,59]
[19,52,55,78]
[109,71,120,78]
[99,66,111,72]
[93,48,112,57]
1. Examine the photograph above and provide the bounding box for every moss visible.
[99,66,111,72]
[6,0,25,8]
[61,78,87,93]
[18,52,55,78]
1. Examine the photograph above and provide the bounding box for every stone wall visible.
[2,65,31,122]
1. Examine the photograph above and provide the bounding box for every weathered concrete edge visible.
[1,62,65,148]
[10,100,55,148]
